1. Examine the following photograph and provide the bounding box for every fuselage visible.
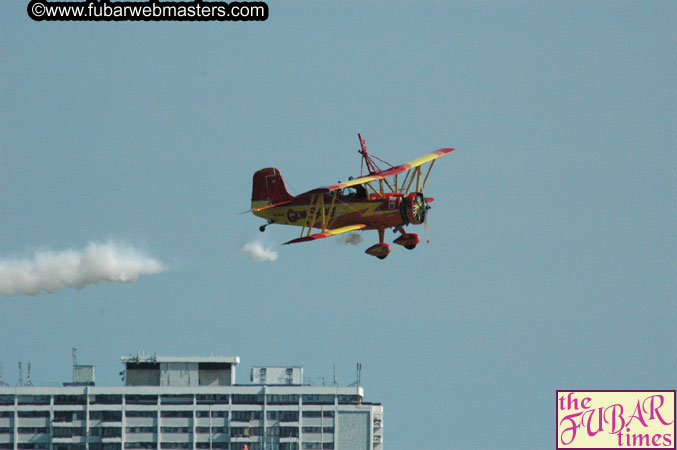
[252,192,408,231]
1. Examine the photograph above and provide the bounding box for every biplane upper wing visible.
[284,224,367,245]
[302,148,455,194]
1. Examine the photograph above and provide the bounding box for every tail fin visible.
[251,168,293,206]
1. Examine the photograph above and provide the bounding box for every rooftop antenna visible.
[72,348,78,366]
[16,362,26,386]
[0,363,8,386]
[332,364,338,387]
[26,363,33,386]
[348,362,362,387]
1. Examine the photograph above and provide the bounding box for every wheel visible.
[259,225,266,232]
[377,255,388,260]
[404,244,416,250]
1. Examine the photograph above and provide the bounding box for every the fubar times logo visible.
[557,391,676,449]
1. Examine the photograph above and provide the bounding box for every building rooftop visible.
[120,354,240,364]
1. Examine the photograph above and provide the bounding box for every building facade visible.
[0,356,383,450]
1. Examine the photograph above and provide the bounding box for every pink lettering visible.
[627,400,649,428]
[559,412,584,445]
[642,394,674,426]
[582,407,604,437]
[604,403,626,434]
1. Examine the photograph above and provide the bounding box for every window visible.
[91,395,122,405]
[0,412,13,417]
[230,427,259,437]
[279,444,299,450]
[126,427,155,433]
[124,443,156,449]
[18,411,49,418]
[160,443,190,449]
[196,394,229,405]
[302,411,333,418]
[276,427,298,438]
[161,395,193,405]
[54,411,76,422]
[231,444,260,450]
[303,444,333,450]
[18,427,49,434]
[231,410,262,421]
[17,395,50,405]
[54,395,86,405]
[126,395,157,405]
[281,411,299,422]
[196,426,226,433]
[125,410,157,418]
[90,410,122,421]
[196,410,228,418]
[160,444,191,449]
[266,410,299,421]
[53,427,85,437]
[160,427,190,433]
[0,395,14,405]
[103,427,122,437]
[337,395,359,404]
[232,394,263,405]
[267,394,299,405]
[89,426,121,437]
[160,411,192,418]
[301,395,334,405]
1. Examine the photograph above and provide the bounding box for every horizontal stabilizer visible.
[241,200,292,214]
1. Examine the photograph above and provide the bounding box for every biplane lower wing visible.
[283,224,367,245]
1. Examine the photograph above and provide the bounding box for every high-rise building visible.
[0,355,383,450]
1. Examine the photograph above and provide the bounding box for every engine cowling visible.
[401,192,427,225]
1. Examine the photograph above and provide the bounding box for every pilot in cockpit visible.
[341,184,367,200]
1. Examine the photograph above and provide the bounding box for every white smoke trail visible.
[340,232,363,246]
[0,242,165,296]
[240,240,278,262]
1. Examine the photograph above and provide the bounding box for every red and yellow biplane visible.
[247,134,454,259]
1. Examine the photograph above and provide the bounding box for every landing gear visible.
[259,220,275,232]
[365,226,392,259]
[393,226,420,250]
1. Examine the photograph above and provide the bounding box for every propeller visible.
[402,193,434,243]
[411,193,427,223]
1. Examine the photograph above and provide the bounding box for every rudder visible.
[251,168,293,205]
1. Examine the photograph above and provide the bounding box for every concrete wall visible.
[338,411,369,450]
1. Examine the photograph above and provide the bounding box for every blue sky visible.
[1,1,675,448]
